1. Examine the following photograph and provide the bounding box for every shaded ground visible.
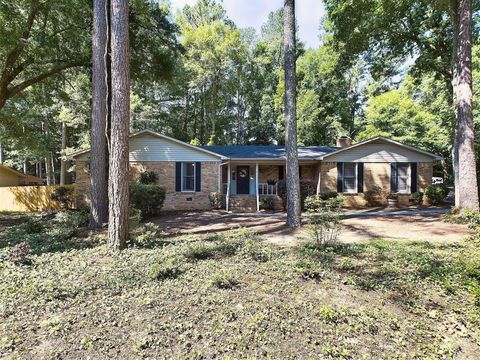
[152,210,470,246]
[1,212,480,358]
[0,212,28,240]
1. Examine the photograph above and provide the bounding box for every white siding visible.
[325,143,434,163]
[76,134,221,162]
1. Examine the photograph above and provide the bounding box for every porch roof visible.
[200,145,337,160]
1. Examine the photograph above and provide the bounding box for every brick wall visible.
[318,161,434,207]
[76,160,220,211]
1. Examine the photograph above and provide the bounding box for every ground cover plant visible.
[1,212,480,358]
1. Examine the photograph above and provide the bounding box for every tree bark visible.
[455,0,479,209]
[44,120,53,185]
[0,143,3,164]
[60,121,67,185]
[284,0,301,227]
[108,0,130,251]
[89,0,109,229]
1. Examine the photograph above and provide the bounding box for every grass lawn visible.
[1,212,480,359]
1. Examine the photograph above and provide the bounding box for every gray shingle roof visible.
[200,145,338,160]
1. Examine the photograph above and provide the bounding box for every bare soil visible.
[152,210,471,246]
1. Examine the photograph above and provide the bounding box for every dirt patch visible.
[152,211,471,246]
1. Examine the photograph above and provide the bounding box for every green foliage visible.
[129,184,166,219]
[210,269,240,289]
[259,195,275,210]
[149,254,188,280]
[424,185,447,205]
[138,171,158,185]
[364,185,386,206]
[208,192,225,209]
[294,258,324,280]
[129,222,165,248]
[304,195,344,247]
[50,186,75,209]
[412,191,425,205]
[277,179,317,211]
[7,241,30,265]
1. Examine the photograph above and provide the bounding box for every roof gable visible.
[320,137,442,162]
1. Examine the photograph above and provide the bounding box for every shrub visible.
[210,269,240,289]
[184,242,217,261]
[7,241,30,265]
[50,186,75,209]
[129,184,166,218]
[149,254,187,280]
[260,195,275,210]
[304,195,343,247]
[424,184,447,205]
[208,192,225,209]
[364,185,386,206]
[319,191,339,201]
[413,191,424,205]
[277,179,317,210]
[241,236,272,262]
[130,222,163,248]
[138,170,158,185]
[51,210,89,238]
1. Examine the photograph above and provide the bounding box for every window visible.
[343,163,357,193]
[182,162,195,192]
[397,163,409,193]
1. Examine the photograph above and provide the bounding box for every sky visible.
[170,0,325,49]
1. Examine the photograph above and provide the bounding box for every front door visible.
[237,166,250,194]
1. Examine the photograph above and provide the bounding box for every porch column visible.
[316,163,321,195]
[226,161,231,212]
[255,162,259,212]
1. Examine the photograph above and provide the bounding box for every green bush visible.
[50,186,75,209]
[277,179,317,210]
[184,242,217,261]
[138,170,158,185]
[424,184,447,205]
[412,191,424,205]
[129,184,166,218]
[319,191,339,201]
[304,195,344,247]
[294,258,324,279]
[208,192,225,209]
[260,195,275,210]
[364,185,386,206]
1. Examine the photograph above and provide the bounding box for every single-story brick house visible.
[72,129,442,212]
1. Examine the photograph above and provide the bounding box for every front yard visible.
[1,211,480,358]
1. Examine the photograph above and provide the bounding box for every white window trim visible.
[343,163,358,194]
[181,162,196,192]
[396,163,410,194]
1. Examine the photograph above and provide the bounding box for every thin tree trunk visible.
[51,153,56,184]
[0,142,3,164]
[456,0,479,209]
[23,157,27,174]
[44,120,53,185]
[60,121,67,185]
[108,0,130,251]
[38,159,43,178]
[284,0,301,227]
[90,0,109,229]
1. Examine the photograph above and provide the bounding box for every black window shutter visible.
[195,162,201,192]
[299,166,302,178]
[278,166,284,180]
[357,163,364,193]
[337,162,344,193]
[410,162,417,193]
[391,163,398,193]
[175,162,182,192]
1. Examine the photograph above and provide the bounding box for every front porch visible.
[221,161,318,212]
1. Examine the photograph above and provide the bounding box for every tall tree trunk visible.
[51,153,56,184]
[108,0,130,251]
[284,0,301,227]
[23,157,27,174]
[0,142,3,164]
[456,0,479,209]
[451,0,460,206]
[89,0,109,229]
[60,121,67,185]
[44,120,53,185]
